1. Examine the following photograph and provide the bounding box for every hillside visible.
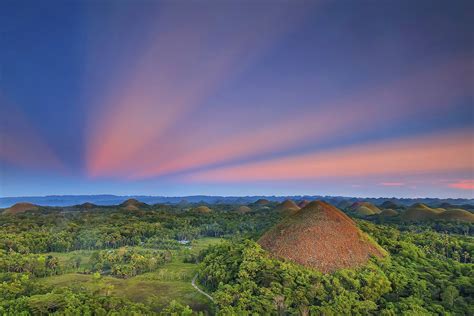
[437,209,474,223]
[379,209,399,217]
[4,202,39,214]
[236,205,251,214]
[380,201,400,209]
[79,202,97,209]
[298,200,311,208]
[275,199,300,215]
[120,199,148,211]
[194,206,212,214]
[258,201,386,273]
[349,202,381,216]
[254,199,270,205]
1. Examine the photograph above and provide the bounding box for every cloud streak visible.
[129,57,472,179]
[85,1,313,178]
[185,128,473,183]
[0,94,64,171]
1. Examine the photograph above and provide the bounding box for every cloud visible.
[85,1,312,178]
[379,182,406,187]
[130,56,472,179]
[185,128,473,183]
[448,180,474,190]
[0,94,64,171]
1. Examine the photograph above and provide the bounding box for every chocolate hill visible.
[298,200,311,208]
[194,205,212,214]
[236,205,251,214]
[255,199,270,205]
[379,209,399,217]
[275,199,300,215]
[401,203,442,221]
[336,200,353,210]
[438,209,474,222]
[380,201,400,209]
[120,199,148,211]
[349,202,381,216]
[258,201,386,273]
[79,202,97,209]
[4,202,39,214]
[402,204,474,223]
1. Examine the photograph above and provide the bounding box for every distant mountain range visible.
[0,194,473,208]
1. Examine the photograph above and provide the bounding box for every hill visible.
[120,199,148,211]
[298,200,311,208]
[402,204,443,221]
[336,200,353,210]
[194,206,212,214]
[380,201,400,209]
[379,209,399,217]
[349,202,381,216]
[236,205,251,214]
[275,199,300,215]
[79,202,97,209]
[4,202,40,214]
[254,199,270,205]
[258,201,386,273]
[437,209,474,222]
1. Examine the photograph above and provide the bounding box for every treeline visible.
[0,272,191,315]
[90,248,171,278]
[198,223,474,315]
[0,207,279,254]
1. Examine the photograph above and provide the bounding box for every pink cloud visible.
[448,180,474,190]
[185,128,474,183]
[379,182,406,187]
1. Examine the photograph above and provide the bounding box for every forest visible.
[0,199,473,315]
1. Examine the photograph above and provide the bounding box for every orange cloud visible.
[448,180,474,190]
[185,129,474,183]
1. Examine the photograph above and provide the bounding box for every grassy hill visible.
[349,202,381,216]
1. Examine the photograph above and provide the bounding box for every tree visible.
[160,300,192,316]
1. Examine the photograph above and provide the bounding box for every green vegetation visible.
[198,222,473,315]
[0,200,473,314]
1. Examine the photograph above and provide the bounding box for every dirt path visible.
[191,274,215,303]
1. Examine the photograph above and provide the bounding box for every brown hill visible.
[80,202,97,209]
[194,205,212,214]
[120,199,147,211]
[437,209,474,223]
[4,202,39,214]
[349,202,380,214]
[336,200,352,210]
[258,201,386,273]
[255,199,270,205]
[349,202,381,216]
[379,209,399,217]
[275,199,300,215]
[380,201,399,209]
[402,204,442,221]
[298,200,311,208]
[236,205,251,214]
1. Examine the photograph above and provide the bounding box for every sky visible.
[0,0,473,198]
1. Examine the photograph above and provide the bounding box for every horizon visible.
[1,0,473,198]
[1,193,473,209]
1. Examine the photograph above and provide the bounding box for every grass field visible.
[41,237,224,312]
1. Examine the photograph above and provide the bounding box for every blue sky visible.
[0,0,473,198]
